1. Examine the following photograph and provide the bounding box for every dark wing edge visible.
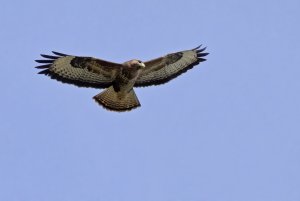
[134,45,209,87]
[35,51,118,89]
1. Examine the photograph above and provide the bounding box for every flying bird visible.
[35,45,208,112]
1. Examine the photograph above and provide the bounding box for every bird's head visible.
[127,59,146,69]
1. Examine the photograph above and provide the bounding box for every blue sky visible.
[0,0,300,200]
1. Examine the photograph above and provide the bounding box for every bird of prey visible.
[35,45,208,112]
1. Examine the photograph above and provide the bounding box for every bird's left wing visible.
[135,46,208,87]
[35,51,122,88]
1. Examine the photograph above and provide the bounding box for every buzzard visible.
[35,45,208,112]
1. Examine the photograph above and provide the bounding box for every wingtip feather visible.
[40,54,59,59]
[198,58,207,62]
[196,47,207,53]
[193,45,202,50]
[35,64,51,69]
[197,52,209,57]
[37,69,50,75]
[52,51,68,56]
[35,59,55,64]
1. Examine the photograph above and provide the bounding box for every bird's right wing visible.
[35,51,122,88]
[135,46,208,87]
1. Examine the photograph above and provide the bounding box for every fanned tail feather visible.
[93,86,141,112]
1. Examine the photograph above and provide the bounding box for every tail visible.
[93,86,141,112]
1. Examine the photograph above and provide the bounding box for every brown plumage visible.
[35,46,208,112]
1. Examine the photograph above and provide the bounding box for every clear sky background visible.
[0,0,300,201]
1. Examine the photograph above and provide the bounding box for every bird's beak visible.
[140,62,146,68]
